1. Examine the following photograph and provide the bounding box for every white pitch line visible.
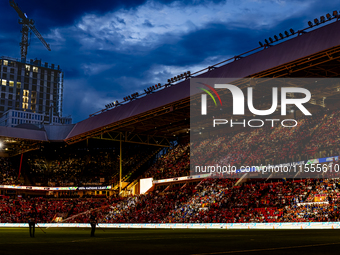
[191,241,340,255]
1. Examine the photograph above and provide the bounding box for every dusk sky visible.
[1,0,340,123]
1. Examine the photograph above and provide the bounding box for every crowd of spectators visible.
[0,157,17,185]
[1,178,340,224]
[190,111,337,173]
[27,151,116,186]
[25,145,158,187]
[142,143,190,180]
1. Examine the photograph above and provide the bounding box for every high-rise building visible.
[0,56,71,127]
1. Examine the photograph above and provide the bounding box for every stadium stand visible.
[2,14,340,227]
[1,177,340,223]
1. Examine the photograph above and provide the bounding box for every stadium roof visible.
[44,124,75,141]
[65,20,340,143]
[0,126,47,141]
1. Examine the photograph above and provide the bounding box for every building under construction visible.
[0,1,71,127]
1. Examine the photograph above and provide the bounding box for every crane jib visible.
[9,0,51,60]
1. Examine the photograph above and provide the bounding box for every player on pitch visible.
[90,212,97,237]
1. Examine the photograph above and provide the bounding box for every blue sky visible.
[1,0,340,122]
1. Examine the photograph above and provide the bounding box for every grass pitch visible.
[1,228,340,255]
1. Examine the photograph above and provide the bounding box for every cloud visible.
[71,0,312,51]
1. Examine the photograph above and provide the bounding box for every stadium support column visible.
[119,133,122,195]
[18,153,23,180]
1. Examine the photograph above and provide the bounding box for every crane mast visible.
[9,0,51,62]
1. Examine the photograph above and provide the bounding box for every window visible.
[25,65,30,71]
[33,66,38,73]
[23,90,29,97]
[22,89,29,106]
[3,60,8,66]
[16,82,21,89]
[3,67,7,72]
[9,81,14,87]
[1,80,6,86]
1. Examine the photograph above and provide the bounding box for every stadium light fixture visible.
[279,33,284,39]
[264,39,269,45]
[274,35,279,41]
[314,18,319,25]
[333,10,338,16]
[0,142,2,149]
[326,13,331,20]
[269,37,274,43]
[308,21,313,27]
[284,31,289,37]
[259,41,264,47]
[320,16,326,23]
[289,28,294,34]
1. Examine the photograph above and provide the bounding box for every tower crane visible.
[9,0,51,62]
